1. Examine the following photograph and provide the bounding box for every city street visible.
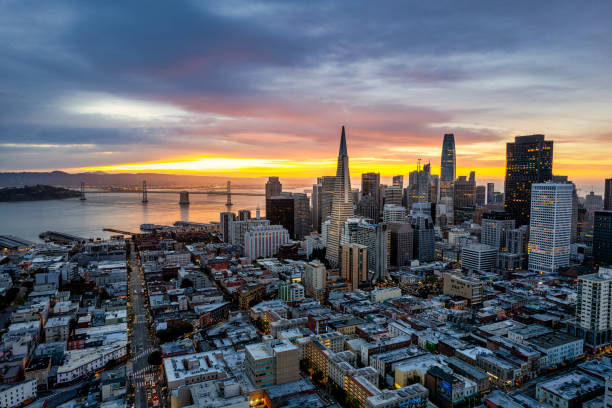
[127,241,163,408]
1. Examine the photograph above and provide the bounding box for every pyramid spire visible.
[339,126,347,157]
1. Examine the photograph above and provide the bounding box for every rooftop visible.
[537,370,603,400]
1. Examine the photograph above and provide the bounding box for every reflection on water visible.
[0,191,268,242]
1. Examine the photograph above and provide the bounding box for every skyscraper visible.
[220,212,236,243]
[293,192,312,239]
[605,179,612,211]
[326,126,355,267]
[486,183,495,205]
[593,211,612,266]
[314,175,336,232]
[265,177,282,217]
[389,222,413,267]
[481,212,515,251]
[340,243,368,289]
[268,195,295,237]
[475,186,486,207]
[392,175,404,189]
[361,173,380,201]
[453,175,476,208]
[441,133,456,183]
[528,183,572,273]
[504,135,553,227]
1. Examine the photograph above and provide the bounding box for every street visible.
[127,240,164,408]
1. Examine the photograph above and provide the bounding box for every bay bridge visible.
[78,180,264,205]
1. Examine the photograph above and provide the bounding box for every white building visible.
[303,260,326,300]
[577,269,612,331]
[461,243,497,273]
[0,379,37,408]
[383,204,406,223]
[57,342,127,384]
[164,351,229,392]
[244,225,289,261]
[528,183,573,273]
[369,287,402,303]
[278,282,305,302]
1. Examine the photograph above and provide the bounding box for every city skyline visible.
[1,1,611,191]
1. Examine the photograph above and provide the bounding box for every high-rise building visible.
[314,175,336,232]
[265,177,283,217]
[340,218,389,281]
[340,243,368,289]
[487,183,495,205]
[576,269,612,332]
[481,212,515,251]
[475,186,486,207]
[454,175,476,208]
[229,218,270,250]
[311,183,322,232]
[357,195,379,222]
[238,209,251,221]
[410,213,435,262]
[528,183,572,273]
[303,260,326,300]
[407,162,430,208]
[392,175,404,189]
[293,192,311,239]
[504,135,553,227]
[220,212,236,243]
[605,179,612,211]
[362,173,380,201]
[593,211,612,266]
[383,204,406,223]
[461,243,498,273]
[268,195,295,238]
[326,127,355,267]
[244,225,289,261]
[383,185,403,207]
[389,222,413,267]
[441,133,456,183]
[428,174,439,204]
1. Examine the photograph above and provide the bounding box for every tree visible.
[147,350,162,365]
[180,278,193,289]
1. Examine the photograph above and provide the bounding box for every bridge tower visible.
[179,191,190,205]
[142,180,148,203]
[80,182,86,201]
[226,181,232,207]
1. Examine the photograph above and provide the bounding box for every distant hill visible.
[0,171,265,189]
[0,185,81,201]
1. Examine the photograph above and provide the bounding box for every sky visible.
[1,0,611,193]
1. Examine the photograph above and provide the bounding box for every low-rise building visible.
[365,384,428,408]
[0,379,37,408]
[57,342,127,384]
[245,339,300,389]
[536,371,603,408]
[44,316,71,342]
[442,272,483,304]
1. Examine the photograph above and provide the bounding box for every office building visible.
[229,218,270,251]
[504,134,554,227]
[383,204,406,223]
[293,192,312,239]
[481,212,515,251]
[384,185,403,207]
[428,173,439,204]
[268,195,295,238]
[475,186,486,207]
[238,209,251,221]
[265,177,282,217]
[389,223,413,267]
[362,173,380,201]
[441,134,456,185]
[443,272,483,304]
[244,225,290,261]
[341,218,389,282]
[313,175,336,232]
[326,127,355,267]
[410,213,435,262]
[341,243,368,289]
[461,243,498,273]
[528,183,572,273]
[303,260,327,300]
[454,175,476,208]
[606,179,612,211]
[220,212,236,243]
[407,163,430,207]
[486,183,495,205]
[245,339,300,389]
[357,195,379,223]
[392,175,404,189]
[594,211,612,265]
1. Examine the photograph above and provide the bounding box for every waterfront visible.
[0,190,269,242]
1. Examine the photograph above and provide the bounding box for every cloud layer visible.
[1,0,611,191]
